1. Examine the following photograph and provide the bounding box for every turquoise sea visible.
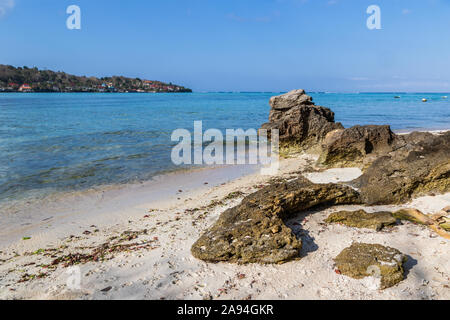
[0,92,449,204]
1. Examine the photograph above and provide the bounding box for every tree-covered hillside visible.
[0,65,192,93]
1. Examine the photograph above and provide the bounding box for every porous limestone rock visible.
[325,210,397,231]
[318,125,396,168]
[334,243,407,289]
[192,92,449,267]
[191,178,361,264]
[353,131,450,205]
[269,89,314,110]
[260,90,343,150]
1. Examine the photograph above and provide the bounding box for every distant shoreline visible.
[0,64,192,94]
[3,90,450,94]
[0,90,193,93]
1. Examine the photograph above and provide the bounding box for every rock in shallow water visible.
[269,89,314,110]
[192,90,449,267]
[325,210,397,231]
[260,90,343,149]
[191,178,360,264]
[262,90,450,204]
[334,243,407,290]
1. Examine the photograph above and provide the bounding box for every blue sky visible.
[1,0,450,92]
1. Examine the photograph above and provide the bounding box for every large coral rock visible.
[260,90,343,149]
[334,243,407,289]
[269,89,314,110]
[318,125,396,167]
[191,178,361,264]
[353,131,450,205]
[325,210,397,231]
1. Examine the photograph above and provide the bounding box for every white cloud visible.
[402,9,412,15]
[0,0,15,17]
[347,77,370,81]
[226,10,280,23]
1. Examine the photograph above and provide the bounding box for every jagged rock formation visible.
[191,178,360,264]
[260,90,343,150]
[334,243,407,290]
[191,90,450,268]
[353,131,450,205]
[318,125,396,168]
[325,210,397,231]
[316,129,450,204]
[260,91,450,204]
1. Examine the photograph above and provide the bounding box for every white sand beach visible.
[0,150,448,300]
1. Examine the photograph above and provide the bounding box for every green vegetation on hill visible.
[0,65,192,93]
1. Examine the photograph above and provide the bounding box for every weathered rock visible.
[334,243,407,289]
[260,90,343,149]
[191,178,361,264]
[318,125,396,167]
[192,91,450,267]
[325,210,397,231]
[269,89,314,110]
[353,131,450,205]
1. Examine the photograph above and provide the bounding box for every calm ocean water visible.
[0,92,449,204]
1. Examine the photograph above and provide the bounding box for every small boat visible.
[422,98,428,102]
[394,96,401,99]
[443,96,448,99]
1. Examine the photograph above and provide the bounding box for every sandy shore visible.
[0,151,449,300]
[0,163,260,247]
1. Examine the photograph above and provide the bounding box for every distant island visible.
[0,65,192,93]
